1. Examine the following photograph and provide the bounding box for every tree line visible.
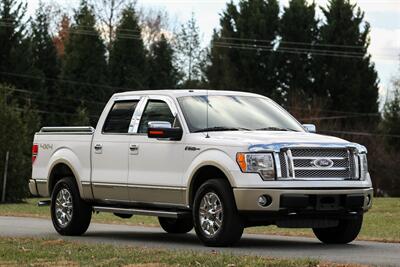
[0,0,399,201]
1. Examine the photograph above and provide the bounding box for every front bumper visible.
[233,187,373,212]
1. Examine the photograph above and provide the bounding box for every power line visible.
[320,130,400,139]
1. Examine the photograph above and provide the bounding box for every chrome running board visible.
[92,206,190,219]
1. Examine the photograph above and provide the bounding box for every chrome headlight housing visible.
[359,153,368,181]
[236,153,275,180]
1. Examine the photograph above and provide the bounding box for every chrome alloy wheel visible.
[199,192,223,237]
[55,188,73,227]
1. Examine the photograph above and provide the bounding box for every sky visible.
[27,0,400,105]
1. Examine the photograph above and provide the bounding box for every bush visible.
[0,84,40,202]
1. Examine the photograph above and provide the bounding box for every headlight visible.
[359,153,368,180]
[236,153,275,180]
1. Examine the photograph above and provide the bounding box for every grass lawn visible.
[0,236,357,267]
[0,197,399,242]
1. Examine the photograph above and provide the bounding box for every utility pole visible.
[1,151,9,203]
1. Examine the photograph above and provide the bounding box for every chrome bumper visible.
[28,179,48,197]
[234,187,373,211]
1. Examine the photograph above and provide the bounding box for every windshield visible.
[177,95,305,133]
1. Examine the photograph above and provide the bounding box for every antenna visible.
[205,89,210,138]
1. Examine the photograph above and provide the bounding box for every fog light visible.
[258,195,272,207]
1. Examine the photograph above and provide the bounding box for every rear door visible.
[91,98,141,203]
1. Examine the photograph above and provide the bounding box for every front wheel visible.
[313,215,363,244]
[193,179,243,247]
[51,177,92,236]
[158,217,193,234]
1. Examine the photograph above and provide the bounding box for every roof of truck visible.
[113,89,264,99]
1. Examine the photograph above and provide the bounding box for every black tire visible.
[158,217,193,234]
[193,179,243,247]
[51,177,92,236]
[313,215,363,244]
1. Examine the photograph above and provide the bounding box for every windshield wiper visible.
[256,126,297,132]
[194,126,250,133]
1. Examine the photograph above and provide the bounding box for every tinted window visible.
[138,100,175,133]
[103,101,139,133]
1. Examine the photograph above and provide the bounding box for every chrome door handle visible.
[94,144,103,154]
[129,144,139,155]
[94,144,102,150]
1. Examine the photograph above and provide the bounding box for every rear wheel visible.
[313,215,363,244]
[158,217,193,234]
[193,179,243,247]
[51,177,92,236]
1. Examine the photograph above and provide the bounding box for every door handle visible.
[94,144,103,154]
[129,144,139,155]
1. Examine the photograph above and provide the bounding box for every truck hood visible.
[208,130,357,151]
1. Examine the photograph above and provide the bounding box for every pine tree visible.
[0,0,38,90]
[0,84,40,202]
[278,0,318,106]
[207,0,280,99]
[109,5,147,91]
[315,0,379,115]
[148,34,179,89]
[381,77,400,151]
[31,2,60,125]
[61,0,108,122]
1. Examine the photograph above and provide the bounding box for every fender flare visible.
[184,148,239,206]
[47,147,85,198]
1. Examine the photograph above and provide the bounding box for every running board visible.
[37,200,51,206]
[92,206,190,219]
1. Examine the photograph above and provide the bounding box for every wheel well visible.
[48,163,75,194]
[189,165,231,207]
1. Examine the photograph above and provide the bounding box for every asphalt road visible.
[0,216,399,266]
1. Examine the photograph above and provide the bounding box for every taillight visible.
[32,144,38,164]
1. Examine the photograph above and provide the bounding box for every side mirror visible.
[302,124,316,133]
[147,121,183,141]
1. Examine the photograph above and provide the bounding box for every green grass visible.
[1,197,399,242]
[0,237,322,267]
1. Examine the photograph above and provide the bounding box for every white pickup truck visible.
[29,90,373,246]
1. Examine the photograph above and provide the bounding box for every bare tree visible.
[90,0,136,50]
[138,7,173,47]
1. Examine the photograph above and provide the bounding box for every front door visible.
[128,96,186,206]
[91,98,140,203]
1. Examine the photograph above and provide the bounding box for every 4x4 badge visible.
[185,146,200,151]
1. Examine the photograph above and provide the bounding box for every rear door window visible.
[103,101,139,133]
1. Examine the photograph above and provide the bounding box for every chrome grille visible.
[279,148,357,180]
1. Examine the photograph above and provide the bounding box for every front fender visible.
[184,148,239,205]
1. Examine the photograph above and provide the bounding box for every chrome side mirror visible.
[148,121,172,129]
[303,124,316,133]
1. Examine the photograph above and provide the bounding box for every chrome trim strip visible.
[287,149,295,179]
[39,127,94,135]
[92,206,190,219]
[273,152,282,178]
[91,182,185,191]
[292,156,347,160]
[294,167,348,171]
[248,142,367,153]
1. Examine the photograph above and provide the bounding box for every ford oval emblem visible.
[312,158,334,168]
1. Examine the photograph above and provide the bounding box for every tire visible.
[51,177,92,236]
[193,179,243,247]
[313,215,363,244]
[158,217,193,234]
